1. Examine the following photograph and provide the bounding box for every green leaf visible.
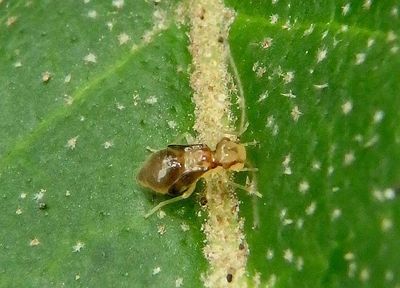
[1,0,400,287]
[227,0,400,287]
[1,1,205,287]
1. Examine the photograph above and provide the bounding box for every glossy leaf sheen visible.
[1,1,400,287]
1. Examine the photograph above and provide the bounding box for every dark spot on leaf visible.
[226,273,233,283]
[200,196,207,206]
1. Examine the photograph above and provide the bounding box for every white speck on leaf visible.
[283,249,293,263]
[291,106,302,122]
[66,136,79,150]
[342,3,351,15]
[152,267,161,275]
[331,208,342,221]
[279,208,287,220]
[112,0,124,9]
[385,270,394,282]
[355,53,366,65]
[180,223,190,232]
[373,110,384,123]
[282,71,294,84]
[367,38,375,48]
[303,24,315,36]
[29,238,40,246]
[6,16,18,26]
[314,83,328,89]
[33,189,46,202]
[64,94,73,105]
[255,66,267,78]
[341,25,349,32]
[296,218,304,229]
[283,218,293,225]
[312,160,321,171]
[342,101,353,115]
[281,90,296,98]
[107,21,113,31]
[281,20,293,30]
[42,71,52,83]
[157,210,166,219]
[145,96,158,105]
[299,181,309,194]
[257,91,269,103]
[296,257,304,271]
[363,0,372,10]
[391,6,398,17]
[359,268,370,282]
[343,151,355,166]
[348,262,357,278]
[157,225,166,235]
[344,252,355,261]
[364,135,379,148]
[175,278,183,287]
[168,120,177,129]
[306,201,316,215]
[270,14,279,24]
[384,188,396,200]
[118,33,130,45]
[390,46,399,54]
[87,10,97,18]
[261,37,273,49]
[84,53,97,64]
[266,248,274,260]
[316,47,328,63]
[73,241,85,252]
[282,154,292,175]
[387,30,397,42]
[103,141,113,149]
[64,74,72,83]
[116,102,125,110]
[381,217,393,232]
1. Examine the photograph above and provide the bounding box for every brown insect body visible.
[137,138,246,197]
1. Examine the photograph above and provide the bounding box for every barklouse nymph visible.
[137,137,260,218]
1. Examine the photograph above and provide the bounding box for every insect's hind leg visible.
[144,185,196,218]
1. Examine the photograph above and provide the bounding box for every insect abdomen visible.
[136,148,184,194]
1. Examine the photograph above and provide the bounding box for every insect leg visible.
[146,146,159,153]
[144,185,196,218]
[241,140,259,147]
[228,179,262,198]
[169,132,195,145]
[227,44,248,137]
[237,167,259,172]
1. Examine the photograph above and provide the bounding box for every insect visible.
[137,137,259,218]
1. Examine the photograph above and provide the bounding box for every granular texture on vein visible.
[188,0,249,287]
